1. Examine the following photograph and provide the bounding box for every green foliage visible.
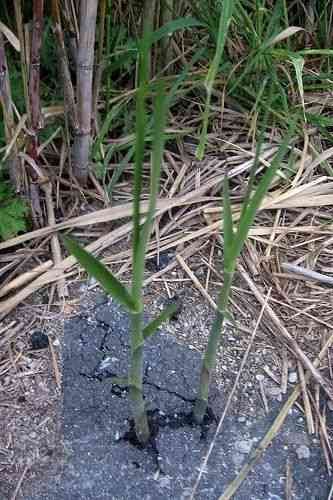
[0,182,28,241]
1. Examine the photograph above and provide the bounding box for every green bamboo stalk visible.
[129,25,168,440]
[193,122,296,424]
[129,310,150,444]
[193,229,235,421]
[64,28,170,446]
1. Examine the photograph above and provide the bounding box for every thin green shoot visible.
[63,27,172,446]
[193,121,296,423]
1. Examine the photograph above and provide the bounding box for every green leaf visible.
[0,184,28,241]
[151,17,203,45]
[231,122,296,261]
[196,0,235,160]
[63,236,137,313]
[290,55,305,120]
[132,80,169,300]
[143,302,181,340]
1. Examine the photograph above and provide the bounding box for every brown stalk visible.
[51,0,79,132]
[25,0,45,227]
[13,0,29,117]
[92,0,107,131]
[160,0,174,73]
[72,0,98,185]
[142,0,158,76]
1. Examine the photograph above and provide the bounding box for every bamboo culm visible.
[129,311,150,444]
[193,268,234,423]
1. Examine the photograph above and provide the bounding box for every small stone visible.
[238,416,246,423]
[236,440,252,454]
[288,372,298,384]
[30,331,49,350]
[296,445,310,459]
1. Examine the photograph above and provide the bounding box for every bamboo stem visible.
[92,0,107,130]
[72,0,98,185]
[129,311,150,444]
[51,0,78,132]
[27,0,45,227]
[193,268,234,423]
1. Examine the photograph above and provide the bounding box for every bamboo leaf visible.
[231,122,296,261]
[133,81,168,299]
[290,55,305,121]
[0,21,20,52]
[63,236,137,312]
[151,17,203,45]
[264,26,303,48]
[131,29,150,302]
[143,302,180,339]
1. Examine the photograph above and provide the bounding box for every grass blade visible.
[132,82,168,300]
[196,0,235,160]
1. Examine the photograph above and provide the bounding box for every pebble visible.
[266,386,282,399]
[296,445,310,460]
[236,439,253,454]
[288,372,298,384]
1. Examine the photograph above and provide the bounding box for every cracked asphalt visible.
[23,298,330,500]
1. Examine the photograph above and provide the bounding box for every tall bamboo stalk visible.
[51,0,78,132]
[160,0,174,73]
[0,31,20,191]
[26,0,44,227]
[92,0,107,132]
[13,0,29,120]
[71,0,98,185]
[142,0,158,77]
